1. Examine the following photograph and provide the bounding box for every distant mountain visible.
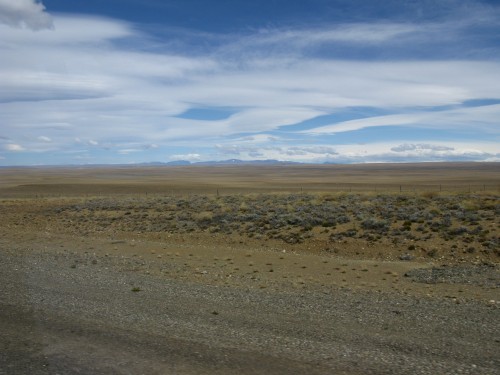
[0,159,303,168]
[145,159,303,166]
[164,160,192,166]
[192,159,302,166]
[135,161,171,166]
[132,160,191,166]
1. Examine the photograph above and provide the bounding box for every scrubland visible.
[46,191,498,261]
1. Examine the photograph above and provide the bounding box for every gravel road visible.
[1,239,499,375]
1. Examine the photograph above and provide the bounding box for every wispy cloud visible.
[303,104,500,135]
[0,1,499,165]
[238,23,419,50]
[391,144,454,153]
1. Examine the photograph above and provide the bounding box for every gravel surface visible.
[405,264,500,288]
[1,239,499,375]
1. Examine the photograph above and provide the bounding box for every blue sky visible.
[0,0,499,165]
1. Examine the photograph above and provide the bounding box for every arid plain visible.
[1,163,499,374]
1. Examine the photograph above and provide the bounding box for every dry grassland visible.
[1,162,498,196]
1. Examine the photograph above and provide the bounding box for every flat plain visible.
[0,162,499,374]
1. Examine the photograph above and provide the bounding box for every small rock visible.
[399,254,414,261]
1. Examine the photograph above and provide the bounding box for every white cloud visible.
[215,144,339,161]
[322,142,500,163]
[288,146,338,155]
[317,23,416,43]
[0,11,499,165]
[391,144,454,152]
[306,113,418,134]
[209,139,499,164]
[0,15,130,45]
[174,59,498,111]
[250,23,418,48]
[238,134,280,143]
[5,143,25,151]
[215,144,259,155]
[0,0,52,30]
[304,104,500,135]
[223,107,325,133]
[118,149,141,155]
[170,153,201,161]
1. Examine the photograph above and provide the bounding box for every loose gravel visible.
[1,240,499,375]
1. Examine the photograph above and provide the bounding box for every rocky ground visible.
[0,193,499,374]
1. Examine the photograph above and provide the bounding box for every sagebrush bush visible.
[52,192,498,249]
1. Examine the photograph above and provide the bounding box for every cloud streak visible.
[391,144,454,153]
[303,104,500,135]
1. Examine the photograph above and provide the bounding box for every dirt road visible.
[1,233,498,375]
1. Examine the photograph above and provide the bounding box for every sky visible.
[0,0,499,165]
